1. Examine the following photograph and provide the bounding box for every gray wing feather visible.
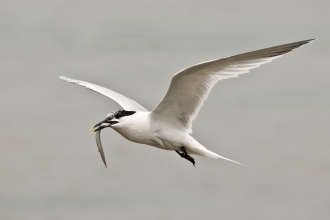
[60,76,149,112]
[152,39,316,133]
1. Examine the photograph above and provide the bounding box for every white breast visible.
[111,111,187,150]
[111,112,154,145]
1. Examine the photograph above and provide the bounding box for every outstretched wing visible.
[60,76,149,112]
[151,39,316,133]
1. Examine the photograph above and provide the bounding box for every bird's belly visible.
[112,124,158,148]
[113,126,185,151]
[149,129,187,151]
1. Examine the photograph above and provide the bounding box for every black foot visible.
[175,146,196,166]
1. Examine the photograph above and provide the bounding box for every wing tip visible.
[307,38,318,42]
[262,38,317,59]
[59,76,69,81]
[286,38,318,54]
[103,160,108,168]
[301,38,318,45]
[59,76,76,83]
[293,38,317,48]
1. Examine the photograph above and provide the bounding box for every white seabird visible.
[60,39,315,167]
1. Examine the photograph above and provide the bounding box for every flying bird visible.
[60,39,315,167]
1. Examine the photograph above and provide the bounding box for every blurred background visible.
[0,0,329,219]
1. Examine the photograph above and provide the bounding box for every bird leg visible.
[175,146,196,166]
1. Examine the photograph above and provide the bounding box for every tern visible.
[60,39,315,167]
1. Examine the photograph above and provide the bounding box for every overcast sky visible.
[0,1,329,219]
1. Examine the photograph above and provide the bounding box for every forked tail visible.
[199,147,247,167]
[187,137,247,166]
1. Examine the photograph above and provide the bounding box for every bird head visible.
[91,110,136,133]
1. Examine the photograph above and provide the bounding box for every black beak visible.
[91,118,118,133]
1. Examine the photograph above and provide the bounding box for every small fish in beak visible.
[90,117,118,133]
[89,110,135,167]
[90,114,119,168]
[95,130,107,168]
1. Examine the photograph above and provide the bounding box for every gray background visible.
[1,0,329,219]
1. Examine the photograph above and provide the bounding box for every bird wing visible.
[59,76,149,112]
[151,39,316,133]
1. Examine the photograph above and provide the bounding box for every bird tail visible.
[187,137,247,167]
